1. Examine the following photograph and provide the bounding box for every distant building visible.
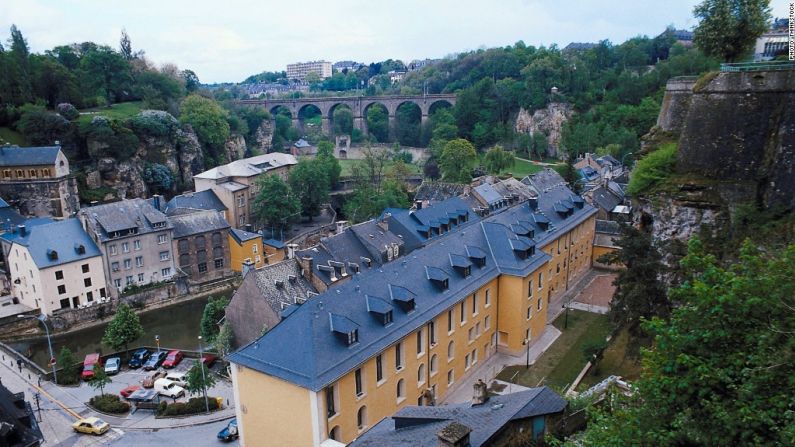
[170,210,232,285]
[0,383,43,447]
[4,218,107,315]
[388,70,407,84]
[262,239,286,265]
[80,198,176,297]
[754,29,789,61]
[592,219,622,270]
[408,59,439,71]
[287,61,332,81]
[563,42,598,53]
[668,29,694,47]
[333,61,363,72]
[0,145,79,218]
[193,153,298,228]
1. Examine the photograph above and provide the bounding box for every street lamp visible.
[155,335,160,353]
[18,314,56,384]
[523,338,530,369]
[198,335,210,413]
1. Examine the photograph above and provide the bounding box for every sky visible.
[0,0,791,83]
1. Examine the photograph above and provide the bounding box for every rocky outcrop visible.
[176,124,204,185]
[253,120,274,153]
[515,102,573,158]
[225,134,246,161]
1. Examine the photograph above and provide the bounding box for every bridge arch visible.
[269,105,293,118]
[394,101,422,147]
[363,102,390,142]
[427,99,453,115]
[328,103,354,136]
[297,104,322,133]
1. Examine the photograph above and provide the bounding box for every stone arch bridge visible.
[237,94,456,137]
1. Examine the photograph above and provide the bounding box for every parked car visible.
[142,370,167,388]
[161,350,184,369]
[143,351,167,371]
[81,353,102,380]
[72,417,110,435]
[104,357,121,375]
[164,371,188,387]
[119,385,141,399]
[201,353,218,367]
[217,419,238,442]
[154,378,185,399]
[128,349,151,368]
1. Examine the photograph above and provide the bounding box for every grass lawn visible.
[497,310,612,391]
[337,158,421,177]
[577,326,647,390]
[77,101,143,124]
[476,154,559,179]
[0,127,27,146]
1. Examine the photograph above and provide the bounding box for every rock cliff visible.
[515,102,573,158]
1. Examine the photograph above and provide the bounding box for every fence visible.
[720,61,795,72]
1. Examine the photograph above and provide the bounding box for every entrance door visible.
[71,296,79,308]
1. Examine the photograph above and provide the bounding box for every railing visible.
[720,61,795,72]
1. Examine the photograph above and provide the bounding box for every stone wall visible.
[0,176,79,217]
[514,102,573,158]
[656,77,697,134]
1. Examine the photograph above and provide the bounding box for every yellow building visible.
[229,186,596,446]
[229,228,265,272]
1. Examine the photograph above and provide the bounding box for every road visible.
[109,421,236,446]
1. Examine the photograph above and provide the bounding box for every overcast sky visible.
[1,0,791,83]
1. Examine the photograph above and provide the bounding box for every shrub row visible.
[90,394,130,414]
[157,397,219,416]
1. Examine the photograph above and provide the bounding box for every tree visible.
[693,0,772,61]
[439,138,477,183]
[200,296,230,344]
[289,159,330,220]
[102,303,144,357]
[186,360,216,398]
[316,141,341,186]
[88,365,111,396]
[332,107,353,136]
[119,28,133,60]
[483,145,514,174]
[214,323,234,357]
[252,174,301,231]
[56,346,78,385]
[366,105,389,142]
[142,163,174,194]
[179,94,230,165]
[182,69,200,93]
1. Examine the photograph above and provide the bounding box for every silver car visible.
[104,357,121,375]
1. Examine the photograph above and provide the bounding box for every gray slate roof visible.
[80,198,173,242]
[590,187,622,213]
[230,228,261,244]
[473,183,503,206]
[522,168,567,194]
[163,190,227,216]
[0,146,61,167]
[414,181,469,202]
[169,210,230,238]
[350,387,567,447]
[1,218,101,268]
[229,185,596,391]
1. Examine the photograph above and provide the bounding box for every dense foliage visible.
[253,174,301,231]
[186,361,217,397]
[199,296,230,344]
[89,394,130,414]
[157,396,220,416]
[626,142,677,195]
[102,303,144,355]
[56,346,78,385]
[693,0,772,62]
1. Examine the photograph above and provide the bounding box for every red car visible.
[201,353,218,367]
[119,385,141,398]
[161,350,183,369]
[81,353,102,380]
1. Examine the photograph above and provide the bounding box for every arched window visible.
[447,341,455,361]
[211,232,222,247]
[194,235,206,250]
[430,354,438,374]
[417,363,426,385]
[357,406,367,430]
[179,254,190,267]
[178,239,189,254]
[329,426,340,440]
[396,379,405,400]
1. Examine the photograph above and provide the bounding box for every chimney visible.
[18,225,26,236]
[241,260,255,277]
[152,194,161,211]
[414,199,423,210]
[377,213,391,232]
[472,379,488,405]
[528,197,538,210]
[299,256,314,282]
[286,243,298,260]
[335,220,348,235]
[245,223,253,233]
[436,422,472,447]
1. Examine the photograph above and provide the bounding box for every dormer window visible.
[348,329,359,345]
[74,244,85,255]
[389,284,417,312]
[449,254,472,278]
[384,310,393,325]
[425,266,450,291]
[330,313,360,346]
[47,249,58,261]
[465,245,488,267]
[367,295,395,326]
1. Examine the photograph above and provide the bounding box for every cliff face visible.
[636,70,795,245]
[515,102,572,158]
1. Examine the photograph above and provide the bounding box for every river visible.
[9,295,224,369]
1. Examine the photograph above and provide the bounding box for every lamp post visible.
[155,335,160,353]
[523,338,530,369]
[198,336,210,413]
[563,302,570,329]
[18,314,56,384]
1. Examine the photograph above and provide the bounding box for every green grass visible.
[477,154,557,179]
[577,326,646,390]
[337,159,421,177]
[77,101,144,124]
[0,127,27,146]
[497,310,612,390]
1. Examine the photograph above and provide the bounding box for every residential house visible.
[592,220,622,270]
[228,184,596,446]
[229,228,265,272]
[349,383,567,447]
[0,145,79,217]
[262,239,286,265]
[225,259,317,347]
[5,219,107,315]
[193,153,298,228]
[170,210,232,284]
[0,383,43,447]
[413,182,470,204]
[162,189,228,221]
[79,199,176,297]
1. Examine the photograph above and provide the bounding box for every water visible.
[9,295,224,369]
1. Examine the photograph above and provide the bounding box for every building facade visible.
[79,199,176,297]
[5,219,107,315]
[229,185,596,446]
[287,61,332,81]
[170,210,232,284]
[229,228,265,272]
[193,153,298,228]
[0,145,79,218]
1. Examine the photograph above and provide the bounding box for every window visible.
[468,327,474,342]
[213,246,223,259]
[354,368,364,396]
[134,240,141,250]
[123,259,131,270]
[460,301,466,324]
[195,235,206,250]
[114,278,122,289]
[447,370,454,385]
[15,169,23,178]
[329,426,340,441]
[55,270,64,280]
[238,195,245,207]
[29,169,36,178]
[161,267,172,277]
[556,263,560,274]
[81,264,89,274]
[538,298,543,310]
[417,364,426,385]
[159,251,170,261]
[212,232,222,247]
[472,348,478,365]
[538,273,543,288]
[84,277,92,287]
[157,234,167,244]
[179,254,190,267]
[58,284,66,295]
[109,245,117,256]
[87,291,93,302]
[255,255,261,263]
[416,329,423,355]
[2,170,9,178]
[429,320,437,345]
[395,342,403,370]
[126,275,134,285]
[396,379,405,401]
[348,329,359,345]
[178,239,189,254]
[252,244,259,254]
[122,242,129,253]
[527,307,531,320]
[376,355,384,382]
[138,273,144,282]
[430,354,438,374]
[485,289,491,307]
[198,262,208,273]
[197,250,207,263]
[325,386,336,418]
[111,261,119,272]
[447,341,455,360]
[528,280,533,298]
[485,315,491,330]
[465,353,471,370]
[214,259,224,269]
[135,256,143,267]
[447,310,453,333]
[357,406,367,430]
[472,293,478,315]
[476,322,481,336]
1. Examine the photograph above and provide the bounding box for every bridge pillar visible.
[321,117,331,135]
[291,117,300,132]
[388,114,397,142]
[421,113,429,128]
[353,116,366,136]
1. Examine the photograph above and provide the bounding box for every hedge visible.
[157,397,219,416]
[90,394,130,414]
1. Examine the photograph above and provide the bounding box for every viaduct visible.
[237,94,456,138]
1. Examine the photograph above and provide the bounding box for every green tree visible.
[16,104,70,146]
[214,323,234,357]
[316,141,341,186]
[439,138,477,183]
[185,360,216,398]
[693,0,772,62]
[119,28,134,60]
[101,303,144,357]
[200,296,230,343]
[289,159,330,220]
[252,174,301,231]
[179,94,230,165]
[79,44,132,104]
[142,163,174,194]
[483,145,514,174]
[332,106,353,136]
[56,346,78,385]
[366,105,389,142]
[88,365,111,396]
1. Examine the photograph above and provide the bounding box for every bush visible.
[89,394,130,414]
[128,110,180,138]
[626,142,677,195]
[56,346,79,385]
[57,103,79,121]
[158,397,219,416]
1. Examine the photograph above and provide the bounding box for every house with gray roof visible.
[163,189,227,219]
[170,210,232,285]
[0,145,79,218]
[79,199,176,297]
[0,383,44,447]
[522,168,567,195]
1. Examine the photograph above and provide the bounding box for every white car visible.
[154,378,185,399]
[104,357,121,375]
[164,371,188,387]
